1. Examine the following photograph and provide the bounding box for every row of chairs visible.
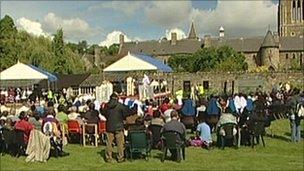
[126,129,185,163]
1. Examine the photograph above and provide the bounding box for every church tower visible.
[278,0,304,37]
[260,30,280,70]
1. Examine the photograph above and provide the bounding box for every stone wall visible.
[146,71,304,94]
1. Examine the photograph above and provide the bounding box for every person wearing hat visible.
[101,93,130,163]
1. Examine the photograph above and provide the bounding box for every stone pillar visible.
[171,32,177,45]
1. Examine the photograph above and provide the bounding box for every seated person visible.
[162,110,186,161]
[150,110,164,127]
[196,117,212,149]
[216,110,237,137]
[68,106,84,125]
[14,111,34,144]
[84,103,99,125]
[128,117,147,132]
[56,104,69,137]
[125,104,139,127]
[42,109,69,157]
[28,111,42,130]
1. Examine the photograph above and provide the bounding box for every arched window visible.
[293,53,296,59]
[286,53,289,59]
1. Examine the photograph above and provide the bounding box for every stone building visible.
[278,0,304,37]
[117,1,303,71]
[119,22,303,71]
[119,12,304,70]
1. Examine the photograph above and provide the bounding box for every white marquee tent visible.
[0,61,57,87]
[103,52,172,72]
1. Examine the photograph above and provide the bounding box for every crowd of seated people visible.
[0,83,303,163]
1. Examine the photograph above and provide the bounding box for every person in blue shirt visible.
[196,116,212,149]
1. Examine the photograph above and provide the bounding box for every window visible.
[297,0,301,21]
[183,81,191,93]
[203,81,209,90]
[293,53,296,59]
[286,54,289,59]
[300,53,303,66]
[292,0,296,21]
[303,0,304,20]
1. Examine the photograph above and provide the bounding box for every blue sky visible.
[1,0,279,46]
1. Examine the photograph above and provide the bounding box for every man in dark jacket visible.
[102,93,130,163]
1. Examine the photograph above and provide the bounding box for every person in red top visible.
[14,111,34,144]
[160,97,171,113]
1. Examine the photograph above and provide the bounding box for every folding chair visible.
[148,124,163,149]
[98,121,107,145]
[82,123,98,147]
[219,123,238,150]
[160,131,185,163]
[126,130,151,161]
[67,120,82,143]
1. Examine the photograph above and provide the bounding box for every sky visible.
[1,0,279,47]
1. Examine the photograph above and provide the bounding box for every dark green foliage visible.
[168,46,248,72]
[106,43,119,55]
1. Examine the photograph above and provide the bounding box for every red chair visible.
[68,120,82,143]
[98,121,107,144]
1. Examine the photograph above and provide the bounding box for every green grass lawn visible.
[1,120,303,170]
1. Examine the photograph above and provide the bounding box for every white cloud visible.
[144,1,277,37]
[43,12,99,40]
[89,1,145,16]
[145,1,192,28]
[99,30,141,48]
[190,1,278,37]
[165,28,186,40]
[16,17,49,37]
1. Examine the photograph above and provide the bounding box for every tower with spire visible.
[188,20,198,40]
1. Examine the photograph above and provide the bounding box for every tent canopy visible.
[0,61,58,82]
[103,52,172,72]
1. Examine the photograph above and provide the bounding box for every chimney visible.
[219,26,225,38]
[94,47,101,66]
[203,35,211,47]
[119,34,124,45]
[171,32,177,45]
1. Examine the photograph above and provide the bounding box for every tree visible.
[52,28,68,73]
[0,15,18,70]
[86,44,99,55]
[168,46,248,72]
[106,43,119,55]
[77,40,88,55]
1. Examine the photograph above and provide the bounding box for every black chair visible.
[148,124,163,149]
[247,121,266,148]
[126,130,151,161]
[160,131,185,163]
[219,123,238,150]
[2,128,26,157]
